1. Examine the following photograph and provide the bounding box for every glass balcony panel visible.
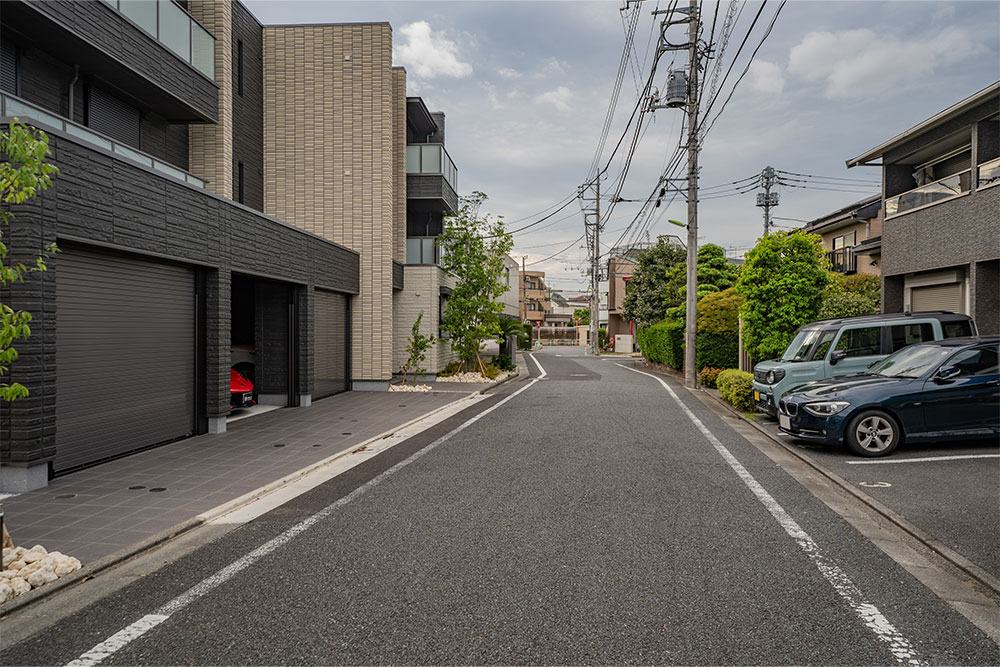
[65,123,113,150]
[100,0,119,6]
[405,145,421,173]
[406,238,422,264]
[153,160,187,181]
[4,97,64,130]
[422,238,437,264]
[885,170,971,217]
[120,0,157,36]
[421,145,441,173]
[978,156,1000,189]
[186,174,205,187]
[113,143,154,167]
[191,22,216,79]
[159,0,191,62]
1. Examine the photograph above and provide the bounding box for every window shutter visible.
[88,87,141,148]
[0,40,17,95]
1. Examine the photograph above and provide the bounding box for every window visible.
[236,40,243,96]
[237,162,245,204]
[947,347,999,377]
[887,323,933,353]
[811,330,838,360]
[405,237,438,265]
[834,326,881,358]
[832,231,856,250]
[943,320,974,338]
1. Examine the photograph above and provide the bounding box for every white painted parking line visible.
[65,360,545,667]
[620,364,923,666]
[847,454,999,465]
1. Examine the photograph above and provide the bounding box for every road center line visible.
[619,364,924,666]
[847,454,999,465]
[65,354,545,667]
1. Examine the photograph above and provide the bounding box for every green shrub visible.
[598,327,609,351]
[697,287,743,334]
[820,272,881,319]
[481,363,502,380]
[698,367,725,388]
[491,354,516,372]
[695,331,738,370]
[517,323,533,350]
[637,320,685,369]
[717,369,754,412]
[438,361,463,377]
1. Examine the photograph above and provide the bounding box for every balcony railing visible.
[978,156,1000,190]
[1,92,206,188]
[101,0,215,80]
[405,236,439,266]
[885,169,971,217]
[406,143,458,191]
[827,248,857,275]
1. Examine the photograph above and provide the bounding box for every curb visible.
[699,385,1000,598]
[0,391,483,617]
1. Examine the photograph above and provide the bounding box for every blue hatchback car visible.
[777,337,1000,457]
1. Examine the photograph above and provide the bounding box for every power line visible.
[524,234,586,267]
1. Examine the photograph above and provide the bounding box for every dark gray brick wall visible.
[974,260,999,335]
[1,129,359,465]
[255,280,290,396]
[407,174,458,212]
[231,1,264,211]
[140,114,189,170]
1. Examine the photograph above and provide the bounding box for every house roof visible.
[846,81,1000,167]
[804,194,882,233]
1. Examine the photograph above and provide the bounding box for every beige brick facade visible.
[392,67,407,264]
[263,24,402,383]
[393,266,459,374]
[187,0,233,199]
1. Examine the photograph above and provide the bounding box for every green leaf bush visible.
[695,332,738,370]
[819,272,881,320]
[637,320,684,369]
[698,367,725,388]
[717,369,754,411]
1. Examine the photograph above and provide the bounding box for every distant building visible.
[803,195,883,276]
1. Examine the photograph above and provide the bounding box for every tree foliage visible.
[400,312,435,385]
[620,238,687,327]
[572,307,590,325]
[2,119,59,403]
[819,272,881,320]
[663,244,741,320]
[736,230,829,363]
[697,287,743,335]
[438,192,514,372]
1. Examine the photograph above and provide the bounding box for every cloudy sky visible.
[245,0,1000,289]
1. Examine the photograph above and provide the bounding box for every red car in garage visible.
[230,368,255,409]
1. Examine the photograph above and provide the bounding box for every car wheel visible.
[846,409,901,457]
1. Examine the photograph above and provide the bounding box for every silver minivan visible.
[751,311,976,416]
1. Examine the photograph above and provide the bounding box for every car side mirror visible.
[830,350,847,365]
[934,365,961,382]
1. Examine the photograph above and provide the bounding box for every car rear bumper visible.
[230,391,256,409]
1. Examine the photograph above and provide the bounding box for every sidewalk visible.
[1,388,481,567]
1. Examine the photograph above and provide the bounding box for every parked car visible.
[777,337,999,456]
[230,368,255,410]
[752,311,976,416]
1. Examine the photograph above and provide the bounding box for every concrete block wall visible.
[263,23,400,384]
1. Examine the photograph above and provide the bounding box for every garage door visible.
[314,290,350,399]
[55,247,196,473]
[911,283,964,313]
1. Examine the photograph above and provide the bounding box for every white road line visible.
[65,366,544,667]
[847,454,999,465]
[620,364,924,666]
[530,351,547,378]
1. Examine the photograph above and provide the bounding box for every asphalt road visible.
[3,348,998,665]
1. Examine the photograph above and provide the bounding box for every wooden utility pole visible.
[683,0,700,388]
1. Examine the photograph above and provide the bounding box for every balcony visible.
[978,156,1000,190]
[101,0,215,79]
[826,248,857,275]
[2,92,206,188]
[406,144,458,213]
[405,237,439,266]
[885,169,972,218]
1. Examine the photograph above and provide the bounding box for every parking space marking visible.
[621,364,923,666]
[847,454,999,465]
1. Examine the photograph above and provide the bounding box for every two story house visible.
[802,195,882,276]
[847,82,999,334]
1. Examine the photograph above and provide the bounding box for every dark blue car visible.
[777,337,999,457]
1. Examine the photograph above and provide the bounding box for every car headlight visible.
[803,401,850,416]
[765,369,786,385]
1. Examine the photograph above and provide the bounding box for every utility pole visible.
[756,166,779,235]
[682,0,700,389]
[591,177,601,356]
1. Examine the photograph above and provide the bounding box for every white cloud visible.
[480,82,504,110]
[787,27,986,99]
[535,86,573,111]
[748,60,785,96]
[533,57,570,79]
[498,67,522,79]
[392,21,473,79]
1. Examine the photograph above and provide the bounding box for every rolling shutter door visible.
[55,247,195,473]
[1,39,17,94]
[88,86,141,148]
[911,283,963,313]
[314,290,349,399]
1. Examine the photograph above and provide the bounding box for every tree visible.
[572,307,590,325]
[400,312,435,385]
[2,119,59,403]
[662,243,740,320]
[438,192,514,373]
[620,237,687,328]
[819,272,881,320]
[736,230,829,363]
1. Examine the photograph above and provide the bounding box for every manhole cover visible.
[55,494,77,499]
[128,486,147,490]
[149,488,167,493]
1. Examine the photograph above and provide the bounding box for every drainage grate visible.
[149,488,166,493]
[273,444,286,448]
[55,494,77,499]
[128,486,147,490]
[342,432,352,436]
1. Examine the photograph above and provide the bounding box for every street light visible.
[668,219,686,228]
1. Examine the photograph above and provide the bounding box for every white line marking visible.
[66,371,544,667]
[847,454,999,465]
[530,352,547,378]
[619,364,924,666]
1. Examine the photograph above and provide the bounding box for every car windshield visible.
[868,345,953,378]
[781,329,822,361]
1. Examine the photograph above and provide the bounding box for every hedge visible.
[717,369,754,412]
[637,320,685,370]
[695,331,738,370]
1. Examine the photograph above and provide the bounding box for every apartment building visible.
[519,270,549,324]
[607,251,639,341]
[847,82,999,334]
[499,255,521,320]
[0,0,461,490]
[802,195,883,276]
